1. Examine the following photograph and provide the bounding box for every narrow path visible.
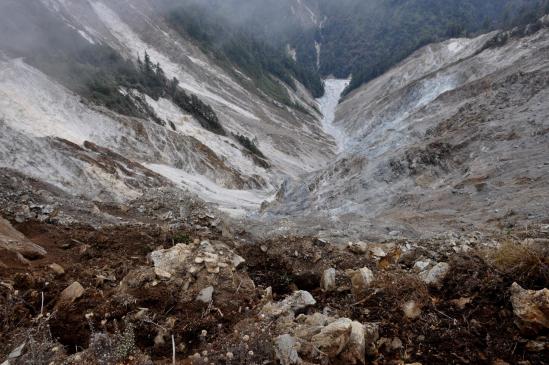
[317,79,350,153]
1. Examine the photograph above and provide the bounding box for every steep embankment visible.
[0,0,334,216]
[265,20,549,239]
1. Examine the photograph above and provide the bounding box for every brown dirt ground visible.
[1,220,548,364]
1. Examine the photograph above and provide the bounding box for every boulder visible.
[340,321,366,364]
[510,282,549,334]
[321,268,336,292]
[311,318,353,357]
[0,217,46,260]
[350,268,374,297]
[420,262,450,288]
[274,334,302,365]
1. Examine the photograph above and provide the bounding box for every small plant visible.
[172,232,192,244]
[486,241,549,287]
[88,320,136,365]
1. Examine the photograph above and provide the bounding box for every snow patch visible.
[316,79,350,152]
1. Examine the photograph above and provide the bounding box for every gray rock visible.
[196,286,214,304]
[150,244,192,276]
[262,290,316,317]
[420,262,450,288]
[413,260,431,272]
[274,334,302,365]
[311,318,352,357]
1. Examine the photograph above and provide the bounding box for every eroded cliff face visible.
[264,22,549,239]
[0,0,334,215]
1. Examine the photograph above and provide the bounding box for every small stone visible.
[369,246,387,258]
[413,260,431,272]
[154,267,172,279]
[7,342,26,359]
[525,339,547,352]
[321,268,337,292]
[232,254,245,268]
[48,263,65,276]
[196,286,214,304]
[56,282,85,308]
[260,245,268,252]
[450,297,472,310]
[348,241,368,254]
[402,300,421,319]
[390,337,403,351]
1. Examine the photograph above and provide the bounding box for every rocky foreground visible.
[0,200,548,364]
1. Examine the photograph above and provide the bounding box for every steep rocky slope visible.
[0,0,334,215]
[265,19,549,239]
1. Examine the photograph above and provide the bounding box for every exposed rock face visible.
[0,216,46,260]
[265,24,549,239]
[510,282,549,334]
[0,0,334,215]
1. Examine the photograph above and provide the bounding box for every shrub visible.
[486,241,549,287]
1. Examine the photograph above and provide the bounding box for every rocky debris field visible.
[0,204,548,364]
